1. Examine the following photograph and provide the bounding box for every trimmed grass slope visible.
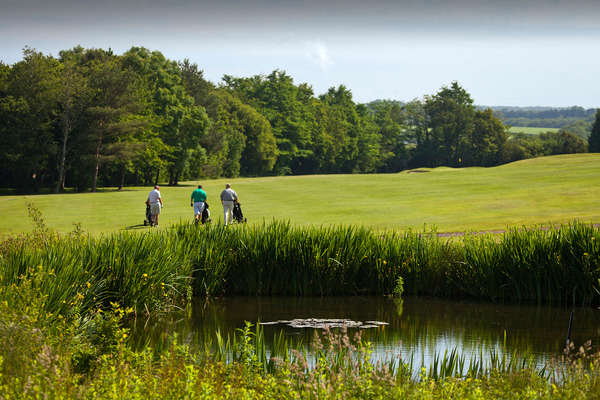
[508,126,560,135]
[1,154,599,235]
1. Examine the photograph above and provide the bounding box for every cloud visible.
[305,41,333,71]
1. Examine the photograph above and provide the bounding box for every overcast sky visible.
[1,0,599,107]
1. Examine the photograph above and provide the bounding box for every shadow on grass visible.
[167,183,198,188]
[0,184,201,196]
[0,187,146,196]
[123,224,151,231]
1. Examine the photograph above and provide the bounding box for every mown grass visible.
[1,153,599,236]
[508,126,560,135]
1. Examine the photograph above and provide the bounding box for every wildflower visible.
[86,282,91,288]
[142,273,148,279]
[584,252,589,256]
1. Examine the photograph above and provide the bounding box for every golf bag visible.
[232,201,246,223]
[201,202,211,224]
[144,203,153,226]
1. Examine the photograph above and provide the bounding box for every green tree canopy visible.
[589,110,600,153]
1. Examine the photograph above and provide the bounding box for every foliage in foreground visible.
[1,272,600,399]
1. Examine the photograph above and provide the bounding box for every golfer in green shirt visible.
[190,185,207,224]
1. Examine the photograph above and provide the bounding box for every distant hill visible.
[481,105,595,120]
[482,106,595,138]
[363,99,405,113]
[364,100,596,138]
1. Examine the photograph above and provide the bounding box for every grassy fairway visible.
[508,126,560,134]
[1,154,599,236]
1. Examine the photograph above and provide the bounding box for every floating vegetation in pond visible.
[259,318,389,329]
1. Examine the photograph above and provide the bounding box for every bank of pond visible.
[1,221,600,398]
[2,220,599,316]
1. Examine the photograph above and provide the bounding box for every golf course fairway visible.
[1,153,598,236]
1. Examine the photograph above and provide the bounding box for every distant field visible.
[1,154,599,236]
[508,126,560,135]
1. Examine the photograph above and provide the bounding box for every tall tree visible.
[178,59,214,107]
[54,59,90,192]
[461,109,507,167]
[589,109,600,153]
[122,47,209,185]
[0,48,58,192]
[224,70,311,175]
[86,55,144,192]
[423,81,475,167]
[319,85,361,172]
[370,100,409,172]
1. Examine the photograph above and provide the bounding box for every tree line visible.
[487,106,596,136]
[0,46,596,193]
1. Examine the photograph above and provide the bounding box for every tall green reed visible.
[1,220,598,319]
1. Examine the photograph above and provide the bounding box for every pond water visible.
[130,296,600,368]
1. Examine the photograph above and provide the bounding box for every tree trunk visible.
[92,128,103,193]
[154,169,159,186]
[55,119,70,194]
[118,164,125,191]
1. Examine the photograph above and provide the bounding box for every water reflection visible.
[130,296,600,366]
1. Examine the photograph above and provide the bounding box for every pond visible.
[130,296,600,369]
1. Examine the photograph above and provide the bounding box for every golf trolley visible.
[232,201,246,223]
[195,201,211,225]
[144,203,153,226]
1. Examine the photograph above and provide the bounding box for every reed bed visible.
[0,221,598,317]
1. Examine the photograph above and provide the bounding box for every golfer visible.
[220,183,238,225]
[190,184,207,224]
[146,185,163,227]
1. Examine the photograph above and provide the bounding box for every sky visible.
[1,0,599,107]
